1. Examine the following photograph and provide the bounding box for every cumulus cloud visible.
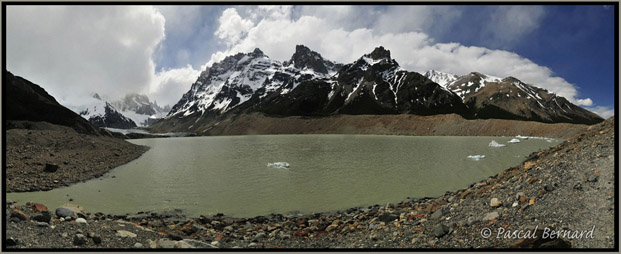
[6,6,199,108]
[149,65,201,106]
[206,6,592,105]
[215,8,254,46]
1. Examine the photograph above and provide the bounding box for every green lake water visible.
[6,135,560,217]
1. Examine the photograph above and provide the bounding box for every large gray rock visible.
[433,223,449,238]
[56,204,86,218]
[55,208,75,218]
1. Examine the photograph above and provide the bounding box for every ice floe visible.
[516,135,556,143]
[488,140,506,147]
[507,138,521,144]
[267,162,290,169]
[467,155,486,160]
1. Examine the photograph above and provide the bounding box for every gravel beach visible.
[5,126,148,192]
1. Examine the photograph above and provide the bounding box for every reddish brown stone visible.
[293,231,307,237]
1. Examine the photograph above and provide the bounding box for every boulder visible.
[56,204,86,218]
[55,208,75,219]
[10,209,29,221]
[31,211,52,223]
[73,234,87,246]
[44,163,59,173]
[433,223,449,238]
[378,213,399,223]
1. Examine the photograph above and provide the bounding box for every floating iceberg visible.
[488,140,506,147]
[516,135,555,142]
[507,138,521,144]
[467,155,486,160]
[267,162,290,169]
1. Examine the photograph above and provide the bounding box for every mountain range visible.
[65,93,170,129]
[150,45,603,132]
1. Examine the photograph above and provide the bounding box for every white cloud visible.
[575,98,593,107]
[6,6,200,108]
[206,6,593,105]
[149,65,201,107]
[586,106,615,119]
[215,8,254,46]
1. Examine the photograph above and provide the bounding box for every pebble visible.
[587,174,599,182]
[76,218,88,224]
[35,222,49,227]
[490,198,502,207]
[430,210,444,220]
[134,242,143,248]
[254,232,267,240]
[248,242,258,248]
[73,234,87,246]
[116,230,137,238]
[168,232,184,240]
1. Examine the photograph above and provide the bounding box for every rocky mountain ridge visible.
[151,45,604,132]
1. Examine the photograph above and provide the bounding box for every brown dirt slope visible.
[5,124,148,192]
[195,113,589,138]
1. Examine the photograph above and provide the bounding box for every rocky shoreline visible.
[4,117,615,249]
[5,126,149,192]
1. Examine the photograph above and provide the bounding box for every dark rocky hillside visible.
[4,71,102,135]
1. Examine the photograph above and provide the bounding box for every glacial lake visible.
[7,135,561,218]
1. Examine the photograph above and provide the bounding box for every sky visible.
[5,5,616,118]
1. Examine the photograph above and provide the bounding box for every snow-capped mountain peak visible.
[167,46,344,118]
[67,94,137,129]
[110,93,170,126]
[423,70,460,88]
